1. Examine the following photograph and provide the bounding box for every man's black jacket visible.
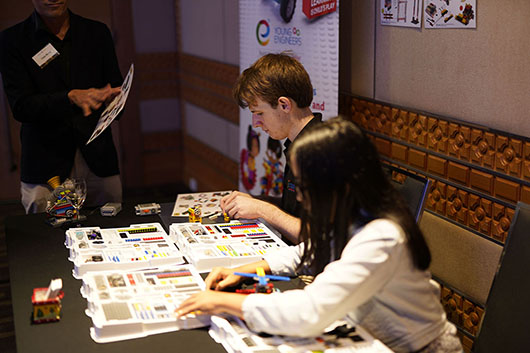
[0,11,123,183]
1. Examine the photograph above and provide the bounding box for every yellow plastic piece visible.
[256,267,265,277]
[47,176,60,189]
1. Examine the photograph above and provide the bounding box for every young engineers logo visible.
[256,20,270,46]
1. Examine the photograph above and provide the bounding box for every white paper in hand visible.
[86,63,134,145]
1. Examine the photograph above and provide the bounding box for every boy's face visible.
[249,98,290,141]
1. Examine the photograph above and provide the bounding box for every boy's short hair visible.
[233,53,313,109]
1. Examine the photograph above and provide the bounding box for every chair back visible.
[473,202,530,352]
[383,164,431,223]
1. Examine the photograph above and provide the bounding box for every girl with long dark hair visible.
[177,117,462,353]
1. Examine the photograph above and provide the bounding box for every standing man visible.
[221,53,321,243]
[0,0,123,213]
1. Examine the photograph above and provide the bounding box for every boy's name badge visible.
[32,43,59,69]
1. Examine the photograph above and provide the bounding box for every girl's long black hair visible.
[290,117,431,275]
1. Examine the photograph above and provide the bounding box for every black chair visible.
[472,201,530,352]
[383,164,431,223]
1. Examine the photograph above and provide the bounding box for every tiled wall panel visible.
[349,95,530,245]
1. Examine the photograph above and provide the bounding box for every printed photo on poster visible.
[424,0,476,28]
[381,0,422,28]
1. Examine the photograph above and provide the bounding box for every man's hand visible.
[221,191,269,220]
[68,83,121,117]
[221,191,301,243]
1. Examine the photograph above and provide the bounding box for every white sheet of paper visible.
[86,63,134,145]
[171,191,232,217]
[380,0,422,28]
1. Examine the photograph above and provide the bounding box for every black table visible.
[6,203,225,353]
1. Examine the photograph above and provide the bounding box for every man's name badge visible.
[32,43,59,69]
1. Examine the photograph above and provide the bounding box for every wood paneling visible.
[142,131,183,185]
[177,52,240,192]
[182,135,238,191]
[136,52,180,100]
[179,53,239,124]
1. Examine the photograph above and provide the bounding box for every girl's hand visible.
[205,267,243,290]
[176,290,245,317]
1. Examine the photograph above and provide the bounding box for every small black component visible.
[88,230,102,240]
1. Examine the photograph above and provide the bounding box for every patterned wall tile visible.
[470,129,495,169]
[448,124,471,161]
[522,185,530,204]
[392,109,410,140]
[446,186,468,225]
[373,137,391,158]
[427,155,447,177]
[491,205,514,243]
[391,142,408,163]
[426,179,447,215]
[408,149,427,170]
[462,299,483,336]
[448,162,469,185]
[408,113,428,147]
[469,169,494,194]
[459,333,474,353]
[427,117,449,153]
[523,142,530,181]
[494,177,520,203]
[468,195,492,236]
[347,95,530,244]
[441,285,483,337]
[496,136,523,177]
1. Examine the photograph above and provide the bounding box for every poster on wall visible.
[380,0,422,28]
[238,0,339,196]
[424,0,476,28]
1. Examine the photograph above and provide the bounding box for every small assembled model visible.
[45,176,86,227]
[188,205,202,223]
[135,203,161,216]
[32,278,64,324]
[234,267,290,294]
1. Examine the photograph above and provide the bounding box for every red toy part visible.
[32,288,65,324]
[236,283,275,294]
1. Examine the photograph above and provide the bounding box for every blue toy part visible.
[234,270,290,287]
